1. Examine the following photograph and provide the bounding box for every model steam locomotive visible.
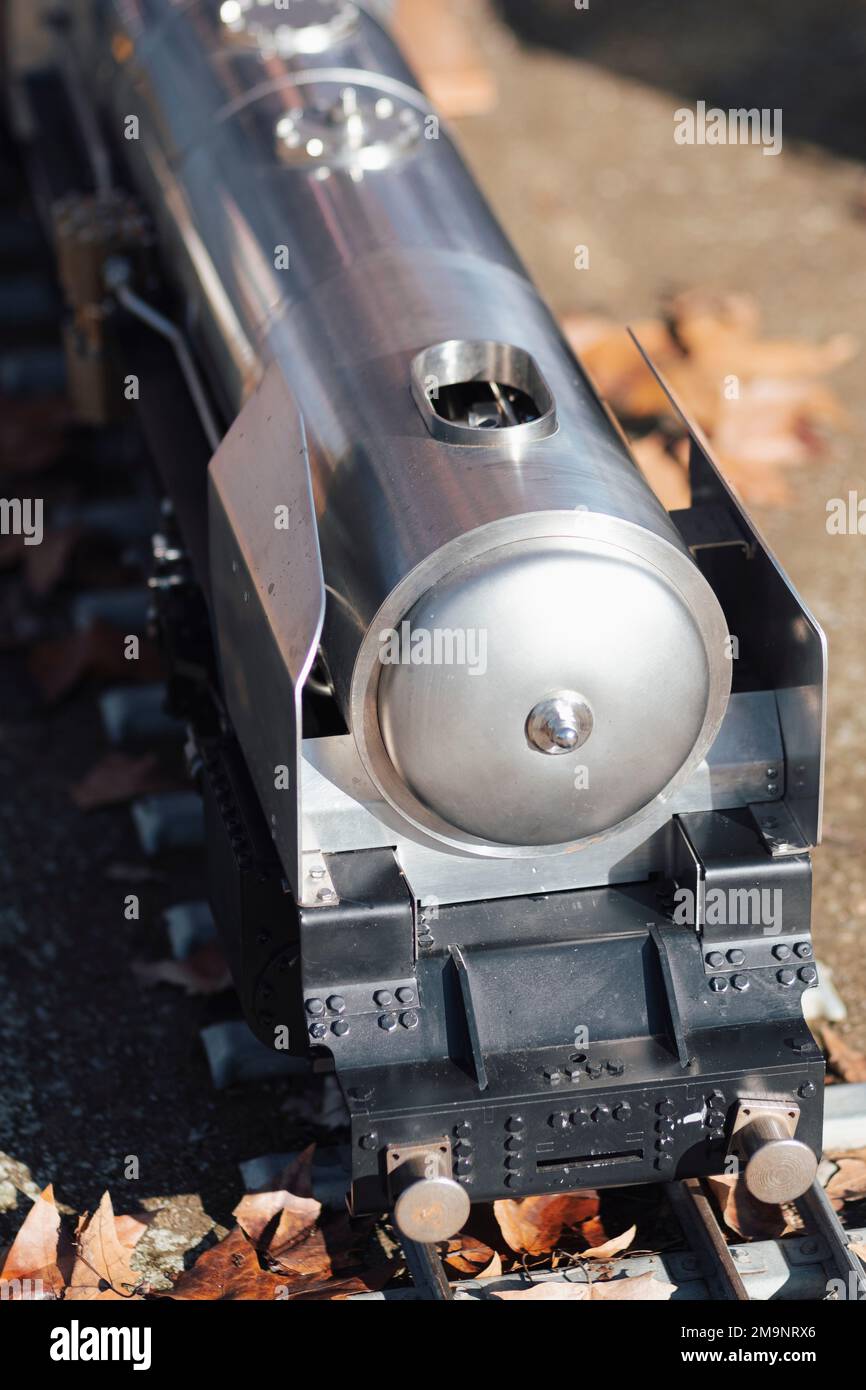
[10,0,828,1241]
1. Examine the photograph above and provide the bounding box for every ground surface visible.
[2,0,865,1275]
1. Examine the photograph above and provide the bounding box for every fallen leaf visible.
[850,1241,866,1261]
[631,432,690,510]
[234,1186,320,1253]
[580,1223,637,1259]
[817,1024,866,1084]
[0,397,69,475]
[561,291,857,507]
[0,1184,69,1299]
[494,1272,676,1301]
[28,620,164,704]
[169,1227,289,1301]
[825,1155,866,1207]
[493,1192,600,1256]
[132,942,232,996]
[67,1191,142,1300]
[71,751,181,811]
[114,1213,154,1250]
[443,1234,499,1277]
[706,1174,791,1239]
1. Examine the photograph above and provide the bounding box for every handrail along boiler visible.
[45,0,827,1237]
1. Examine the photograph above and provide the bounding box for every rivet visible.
[332,1019,350,1037]
[396,986,415,1004]
[309,1022,326,1039]
[374,990,393,1007]
[327,994,346,1013]
[706,951,725,968]
[732,974,750,991]
[798,1081,816,1098]
[359,1132,377,1150]
[399,1010,419,1029]
[773,944,792,961]
[794,942,813,959]
[305,997,325,1016]
[777,968,795,986]
[799,965,818,985]
[727,948,745,966]
[709,976,727,993]
[378,1012,398,1031]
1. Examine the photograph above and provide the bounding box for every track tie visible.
[199,1020,310,1089]
[132,791,204,854]
[163,900,217,959]
[100,684,183,746]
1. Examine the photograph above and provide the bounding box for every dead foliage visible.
[28,620,164,703]
[562,290,857,508]
[71,751,182,811]
[132,942,233,997]
[815,1023,866,1084]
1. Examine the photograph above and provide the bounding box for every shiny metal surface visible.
[300,687,786,906]
[70,0,731,855]
[375,531,723,848]
[525,691,594,756]
[740,1116,818,1205]
[209,362,326,903]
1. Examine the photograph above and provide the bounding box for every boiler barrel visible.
[70,0,731,853]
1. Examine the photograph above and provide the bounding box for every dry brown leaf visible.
[0,397,69,475]
[114,1213,154,1250]
[234,1186,321,1253]
[494,1272,676,1302]
[28,620,164,704]
[706,1174,791,1240]
[817,1024,866,1084]
[0,1184,69,1299]
[580,1223,637,1260]
[67,1191,142,1301]
[442,1234,499,1277]
[631,433,690,510]
[561,314,674,419]
[850,1241,866,1261]
[169,1227,290,1301]
[71,751,181,811]
[493,1192,600,1256]
[561,291,856,507]
[825,1156,866,1207]
[132,942,232,996]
